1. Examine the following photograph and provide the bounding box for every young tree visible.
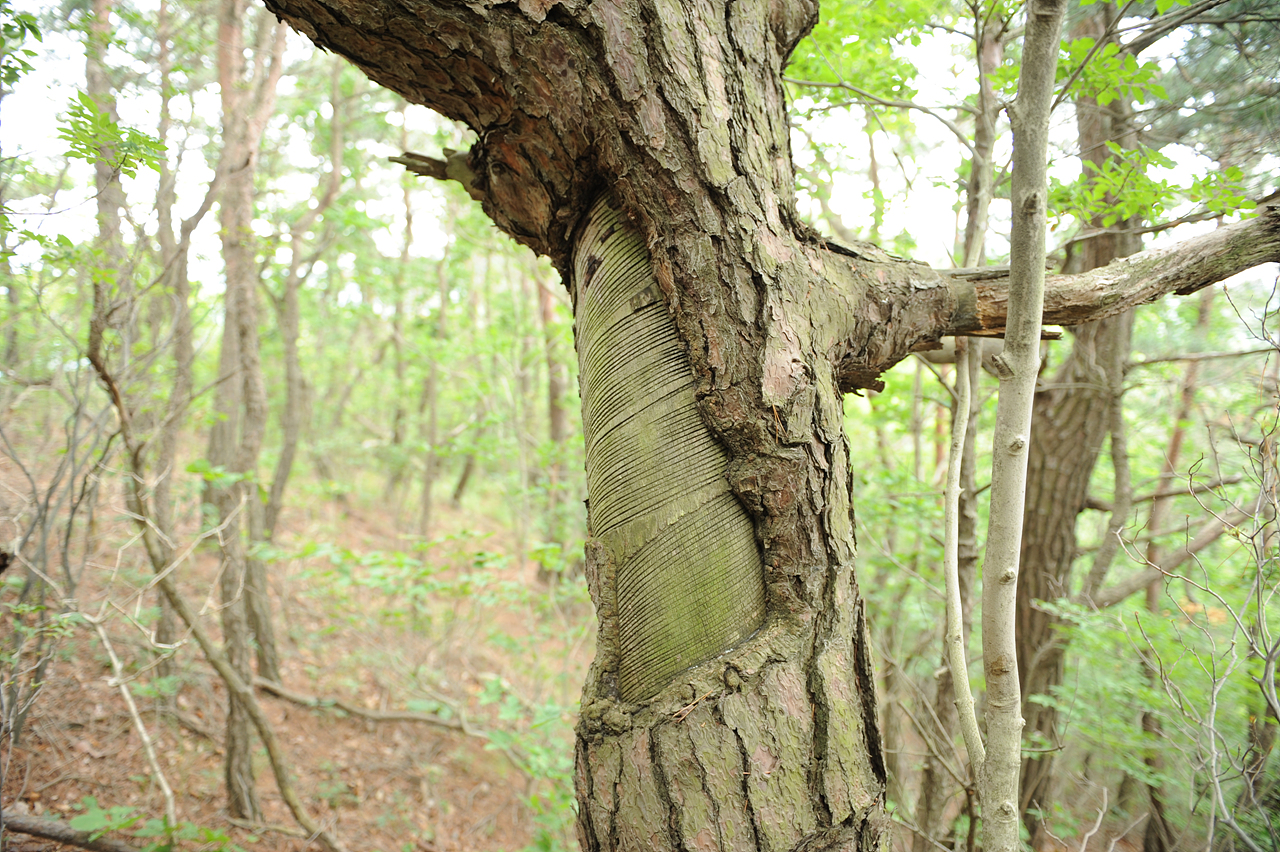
[205,0,286,816]
[254,0,1280,847]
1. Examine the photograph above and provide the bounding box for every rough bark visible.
[252,0,1280,848]
[573,197,884,850]
[207,0,285,817]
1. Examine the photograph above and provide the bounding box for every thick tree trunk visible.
[207,1,285,816]
[573,196,886,851]
[256,0,1280,847]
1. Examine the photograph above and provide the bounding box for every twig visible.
[253,677,465,732]
[81,613,176,825]
[785,76,978,159]
[1129,347,1274,368]
[225,816,308,838]
[673,690,714,723]
[1076,787,1108,852]
[252,677,531,778]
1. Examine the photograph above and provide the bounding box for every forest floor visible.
[2,475,595,852]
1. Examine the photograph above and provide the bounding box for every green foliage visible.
[1059,37,1166,107]
[184,458,249,487]
[69,797,246,852]
[68,797,142,836]
[1049,139,1257,229]
[0,0,39,87]
[59,91,165,179]
[1028,602,1166,786]
[479,682,577,852]
[791,0,948,98]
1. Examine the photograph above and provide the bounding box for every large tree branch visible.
[275,0,1280,405]
[954,203,1280,333]
[816,201,1280,392]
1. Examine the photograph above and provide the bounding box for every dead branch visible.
[253,677,532,778]
[1,812,140,852]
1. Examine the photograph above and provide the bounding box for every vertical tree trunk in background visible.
[87,0,131,370]
[263,57,345,544]
[150,0,192,686]
[865,111,883,246]
[384,120,413,506]
[1,76,15,370]
[959,28,1003,269]
[535,273,569,581]
[416,345,439,535]
[3,277,15,369]
[1016,316,1131,835]
[1016,7,1140,844]
[1139,287,1212,852]
[207,1,285,817]
[417,249,448,537]
[87,0,124,327]
[450,254,490,509]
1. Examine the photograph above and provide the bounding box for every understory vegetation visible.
[2,0,1278,850]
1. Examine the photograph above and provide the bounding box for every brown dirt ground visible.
[2,468,594,852]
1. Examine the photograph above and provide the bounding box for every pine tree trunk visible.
[255,0,1280,847]
[573,197,887,852]
[151,0,193,688]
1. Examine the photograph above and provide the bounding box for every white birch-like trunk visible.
[974,2,1066,850]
